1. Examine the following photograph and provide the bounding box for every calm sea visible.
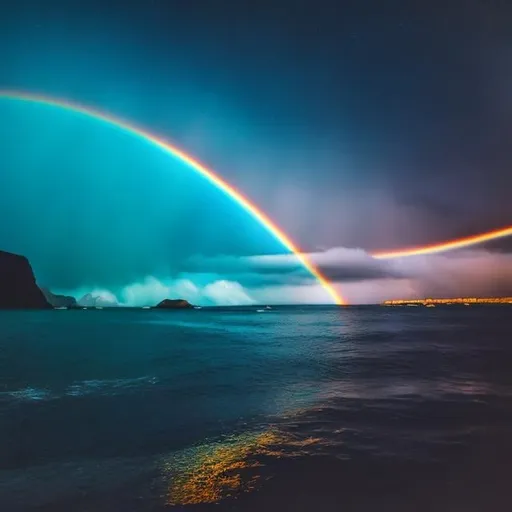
[1,306,511,511]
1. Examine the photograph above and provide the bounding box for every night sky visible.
[0,0,511,304]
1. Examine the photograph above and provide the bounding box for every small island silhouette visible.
[154,299,194,309]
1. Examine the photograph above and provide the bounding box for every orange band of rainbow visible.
[372,225,512,259]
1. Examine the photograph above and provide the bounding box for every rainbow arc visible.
[0,90,345,305]
[1,90,511,305]
[372,225,512,259]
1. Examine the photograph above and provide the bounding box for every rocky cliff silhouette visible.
[0,250,51,309]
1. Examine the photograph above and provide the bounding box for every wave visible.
[1,376,158,403]
[1,387,55,402]
[66,376,158,397]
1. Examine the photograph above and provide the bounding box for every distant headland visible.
[0,250,196,310]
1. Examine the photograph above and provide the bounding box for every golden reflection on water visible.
[161,429,321,506]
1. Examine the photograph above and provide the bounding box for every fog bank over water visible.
[57,245,512,306]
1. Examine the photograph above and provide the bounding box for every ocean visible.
[1,306,511,511]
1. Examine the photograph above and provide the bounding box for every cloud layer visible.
[57,246,512,306]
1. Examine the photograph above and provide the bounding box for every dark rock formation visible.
[41,288,77,308]
[0,250,52,309]
[154,298,195,309]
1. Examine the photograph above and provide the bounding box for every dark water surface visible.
[1,306,511,511]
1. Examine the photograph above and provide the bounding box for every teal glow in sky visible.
[0,101,294,304]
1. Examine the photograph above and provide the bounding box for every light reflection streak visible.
[161,429,321,506]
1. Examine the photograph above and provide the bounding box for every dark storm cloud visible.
[310,250,404,282]
[185,249,404,286]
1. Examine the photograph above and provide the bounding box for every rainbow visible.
[2,91,511,305]
[372,225,512,259]
[0,90,345,305]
